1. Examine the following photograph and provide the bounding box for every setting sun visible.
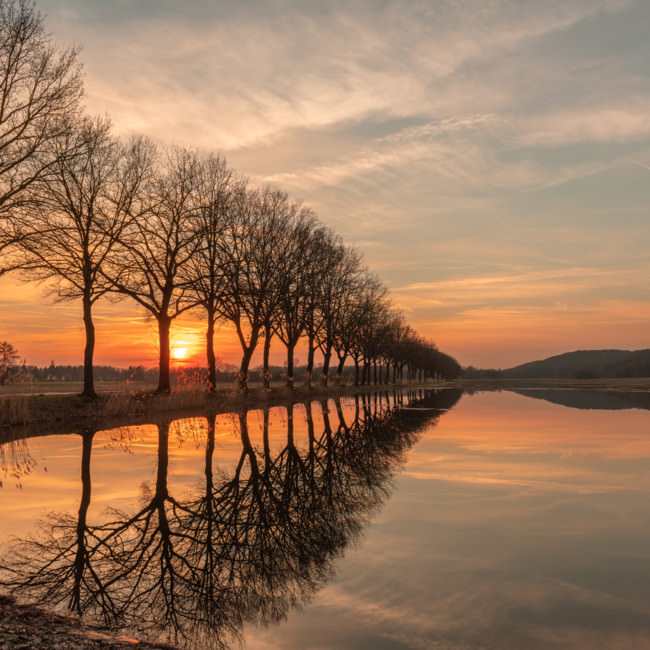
[172,346,188,360]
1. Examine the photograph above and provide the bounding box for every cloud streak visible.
[1,0,644,368]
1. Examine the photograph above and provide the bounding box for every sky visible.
[1,0,649,369]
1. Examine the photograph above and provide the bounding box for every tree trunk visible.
[71,430,94,614]
[206,313,216,391]
[305,402,315,472]
[287,402,294,447]
[157,313,172,392]
[156,420,170,498]
[286,342,295,388]
[81,293,96,398]
[321,344,332,387]
[304,333,315,389]
[234,323,259,392]
[238,346,254,391]
[334,396,346,429]
[262,323,272,390]
[262,407,271,469]
[79,431,93,518]
[335,354,346,385]
[354,358,360,386]
[205,417,215,487]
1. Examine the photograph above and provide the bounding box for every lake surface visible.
[2,388,650,649]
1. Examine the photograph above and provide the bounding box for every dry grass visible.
[0,379,441,429]
[0,396,31,426]
[0,380,156,397]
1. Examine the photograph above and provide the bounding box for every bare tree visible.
[259,197,317,389]
[0,339,19,383]
[0,0,82,276]
[381,314,411,383]
[0,339,18,364]
[331,273,373,385]
[216,186,293,391]
[182,154,241,390]
[301,227,339,389]
[0,214,22,276]
[17,118,152,397]
[106,146,202,392]
[273,214,321,387]
[314,243,363,387]
[346,273,388,385]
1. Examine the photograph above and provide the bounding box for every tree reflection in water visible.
[0,434,37,489]
[0,389,461,649]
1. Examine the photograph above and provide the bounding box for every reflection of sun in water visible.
[172,347,188,360]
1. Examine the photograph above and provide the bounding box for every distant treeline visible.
[463,349,650,380]
[4,362,409,386]
[7,364,158,384]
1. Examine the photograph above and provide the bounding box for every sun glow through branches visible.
[172,347,188,360]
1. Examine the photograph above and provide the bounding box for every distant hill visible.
[504,349,650,379]
[463,349,650,379]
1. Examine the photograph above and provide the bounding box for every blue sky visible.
[1,0,649,368]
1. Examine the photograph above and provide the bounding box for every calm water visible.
[2,389,650,649]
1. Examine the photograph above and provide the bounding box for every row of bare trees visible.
[0,0,460,397]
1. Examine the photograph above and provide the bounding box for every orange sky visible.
[1,0,650,370]
[1,272,650,370]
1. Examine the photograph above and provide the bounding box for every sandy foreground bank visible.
[0,594,178,649]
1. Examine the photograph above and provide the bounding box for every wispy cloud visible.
[396,267,625,293]
[42,0,641,148]
[518,107,650,147]
[7,0,646,368]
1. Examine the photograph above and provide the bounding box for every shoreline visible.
[454,377,650,392]
[0,380,446,433]
[3,377,650,431]
[0,593,178,649]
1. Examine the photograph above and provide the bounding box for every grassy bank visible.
[0,380,444,431]
[0,380,158,397]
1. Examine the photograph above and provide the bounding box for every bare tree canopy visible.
[0,0,82,276]
[0,339,19,383]
[181,153,242,390]
[17,117,153,397]
[215,186,296,391]
[105,145,204,392]
[272,209,320,387]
